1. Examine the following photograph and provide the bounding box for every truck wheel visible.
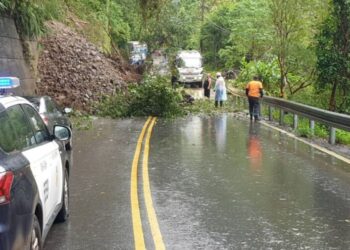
[30,215,42,250]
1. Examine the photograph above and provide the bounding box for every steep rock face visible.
[37,21,139,112]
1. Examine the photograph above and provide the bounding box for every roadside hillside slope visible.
[37,21,139,112]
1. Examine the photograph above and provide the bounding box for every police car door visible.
[20,104,63,226]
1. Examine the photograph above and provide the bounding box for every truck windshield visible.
[181,57,202,68]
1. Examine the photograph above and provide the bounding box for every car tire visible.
[56,169,69,222]
[30,215,42,250]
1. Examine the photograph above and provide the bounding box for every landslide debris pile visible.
[37,21,139,112]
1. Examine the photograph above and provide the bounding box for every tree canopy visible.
[1,0,350,113]
[316,0,350,112]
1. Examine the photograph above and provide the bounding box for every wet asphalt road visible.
[45,115,350,249]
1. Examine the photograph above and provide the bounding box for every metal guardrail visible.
[228,87,350,144]
[263,96,350,132]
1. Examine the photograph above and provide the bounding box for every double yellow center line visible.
[130,117,165,250]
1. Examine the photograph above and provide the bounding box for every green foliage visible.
[0,0,10,11]
[96,92,129,118]
[0,0,64,38]
[200,0,329,100]
[105,1,131,48]
[69,111,93,130]
[313,125,329,139]
[218,0,273,68]
[96,75,243,118]
[0,0,131,51]
[2,0,347,115]
[97,76,184,118]
[201,3,235,69]
[139,0,168,22]
[128,76,184,117]
[336,130,350,145]
[262,108,350,145]
[235,58,280,95]
[136,0,231,64]
[141,0,202,51]
[14,3,45,37]
[269,0,328,97]
[288,87,340,111]
[297,126,314,138]
[65,0,130,52]
[316,14,338,90]
[315,0,350,112]
[184,97,240,115]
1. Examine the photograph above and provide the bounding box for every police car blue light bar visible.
[0,77,20,89]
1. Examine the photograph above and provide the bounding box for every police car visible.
[0,77,72,250]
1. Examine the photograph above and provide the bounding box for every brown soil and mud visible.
[37,21,140,112]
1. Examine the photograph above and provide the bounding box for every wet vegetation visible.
[1,1,349,142]
[183,98,239,116]
[2,0,349,113]
[96,76,239,118]
[264,109,350,145]
[69,112,94,131]
[96,76,184,118]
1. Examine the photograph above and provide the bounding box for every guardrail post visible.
[279,109,284,125]
[293,114,298,131]
[268,106,272,121]
[309,120,315,136]
[329,127,336,145]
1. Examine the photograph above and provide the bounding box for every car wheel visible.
[56,169,69,222]
[30,215,42,250]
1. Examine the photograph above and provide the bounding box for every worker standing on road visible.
[203,73,212,98]
[246,76,264,121]
[214,72,227,107]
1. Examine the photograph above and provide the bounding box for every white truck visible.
[173,50,204,87]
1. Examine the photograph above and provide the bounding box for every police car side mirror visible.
[53,125,71,141]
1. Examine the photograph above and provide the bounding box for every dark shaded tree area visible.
[316,0,350,112]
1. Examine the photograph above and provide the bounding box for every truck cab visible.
[173,50,203,87]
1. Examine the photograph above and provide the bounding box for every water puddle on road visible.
[149,114,350,249]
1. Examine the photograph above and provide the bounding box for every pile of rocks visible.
[37,21,139,112]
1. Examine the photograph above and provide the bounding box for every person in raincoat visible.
[214,72,227,107]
